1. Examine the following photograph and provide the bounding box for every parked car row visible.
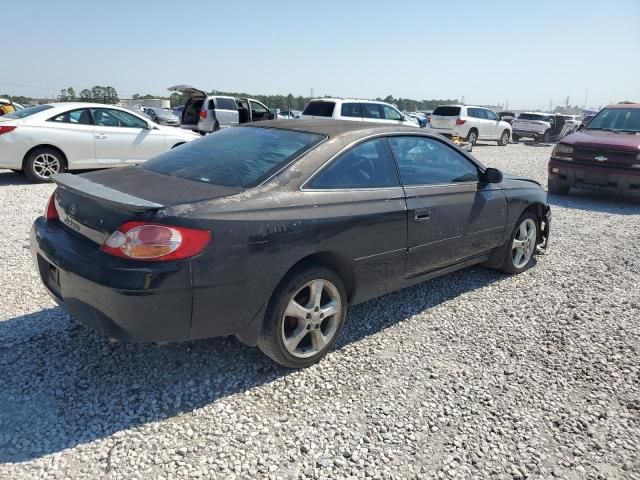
[0,103,199,182]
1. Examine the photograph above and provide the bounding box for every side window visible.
[92,109,147,128]
[467,108,478,118]
[215,98,237,110]
[309,138,399,189]
[361,103,383,119]
[484,110,498,121]
[388,136,479,186]
[249,100,268,113]
[382,104,403,121]
[49,109,92,125]
[340,102,362,118]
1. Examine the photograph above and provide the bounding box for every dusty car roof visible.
[242,119,421,138]
[605,103,640,109]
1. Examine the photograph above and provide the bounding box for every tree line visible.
[58,86,120,104]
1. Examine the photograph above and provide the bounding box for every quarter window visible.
[309,138,399,189]
[49,109,92,125]
[340,102,362,118]
[91,109,147,128]
[388,136,479,186]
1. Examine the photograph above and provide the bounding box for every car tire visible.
[512,133,520,143]
[499,212,539,275]
[548,180,570,196]
[213,122,220,132]
[257,266,347,368]
[498,130,510,146]
[466,129,478,145]
[23,147,67,183]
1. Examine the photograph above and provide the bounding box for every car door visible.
[303,137,408,302]
[483,109,502,139]
[387,135,507,276]
[248,99,271,121]
[92,108,166,165]
[467,108,488,139]
[381,104,405,125]
[45,108,97,168]
[213,97,239,128]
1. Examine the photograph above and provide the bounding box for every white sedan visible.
[0,103,200,182]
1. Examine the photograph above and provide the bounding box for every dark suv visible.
[548,103,640,197]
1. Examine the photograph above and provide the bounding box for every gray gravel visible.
[1,143,639,479]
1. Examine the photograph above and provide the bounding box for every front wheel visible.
[498,130,510,146]
[257,266,347,368]
[500,213,538,274]
[23,148,66,183]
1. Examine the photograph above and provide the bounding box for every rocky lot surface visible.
[0,143,638,479]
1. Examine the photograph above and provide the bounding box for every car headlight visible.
[552,143,573,157]
[636,152,640,161]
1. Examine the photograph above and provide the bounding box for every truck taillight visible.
[455,118,466,125]
[45,193,59,221]
[100,222,212,261]
[199,110,207,120]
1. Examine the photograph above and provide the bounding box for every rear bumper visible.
[513,129,544,138]
[31,217,194,342]
[548,158,640,197]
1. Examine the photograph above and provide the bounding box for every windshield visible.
[142,126,326,188]
[587,108,640,132]
[3,104,53,119]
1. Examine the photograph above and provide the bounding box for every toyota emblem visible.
[69,204,77,215]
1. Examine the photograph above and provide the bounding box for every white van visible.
[300,98,419,127]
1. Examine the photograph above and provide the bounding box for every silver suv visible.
[169,85,273,134]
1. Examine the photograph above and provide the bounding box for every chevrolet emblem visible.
[594,155,607,162]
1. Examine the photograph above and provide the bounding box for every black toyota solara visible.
[31,120,550,368]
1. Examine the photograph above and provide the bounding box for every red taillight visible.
[100,222,212,261]
[45,193,59,220]
[455,118,466,125]
[0,125,16,135]
[427,117,431,123]
[199,110,207,120]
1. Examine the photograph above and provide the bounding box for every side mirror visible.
[484,167,503,183]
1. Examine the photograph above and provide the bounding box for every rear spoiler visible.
[51,173,164,212]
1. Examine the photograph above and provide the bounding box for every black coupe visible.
[31,120,550,367]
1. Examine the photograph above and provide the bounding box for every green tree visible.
[67,87,76,101]
[58,89,68,101]
[79,89,92,102]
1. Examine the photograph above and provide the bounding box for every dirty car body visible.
[31,120,550,356]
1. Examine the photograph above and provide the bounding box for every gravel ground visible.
[1,143,639,480]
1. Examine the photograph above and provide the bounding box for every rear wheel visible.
[498,130,510,146]
[466,129,478,145]
[213,121,220,132]
[500,213,538,274]
[548,180,569,195]
[257,266,347,368]
[23,147,66,183]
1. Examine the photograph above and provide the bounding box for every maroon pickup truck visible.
[548,103,640,197]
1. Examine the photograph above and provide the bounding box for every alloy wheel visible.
[511,218,537,269]
[32,153,61,179]
[281,279,342,358]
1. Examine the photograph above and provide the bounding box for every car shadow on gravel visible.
[0,170,31,186]
[548,190,640,215]
[0,267,504,463]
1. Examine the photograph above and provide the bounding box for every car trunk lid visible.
[51,168,242,244]
[168,85,207,127]
[429,106,461,130]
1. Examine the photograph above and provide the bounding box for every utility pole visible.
[461,95,465,105]
[505,99,509,110]
[310,88,314,98]
[583,88,588,108]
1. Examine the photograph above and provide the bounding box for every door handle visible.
[413,209,431,222]
[95,133,107,139]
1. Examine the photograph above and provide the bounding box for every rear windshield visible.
[518,113,548,121]
[432,106,461,117]
[302,101,335,117]
[587,108,640,132]
[142,126,326,188]
[214,97,237,110]
[2,104,53,119]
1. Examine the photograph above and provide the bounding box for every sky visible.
[3,0,639,109]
